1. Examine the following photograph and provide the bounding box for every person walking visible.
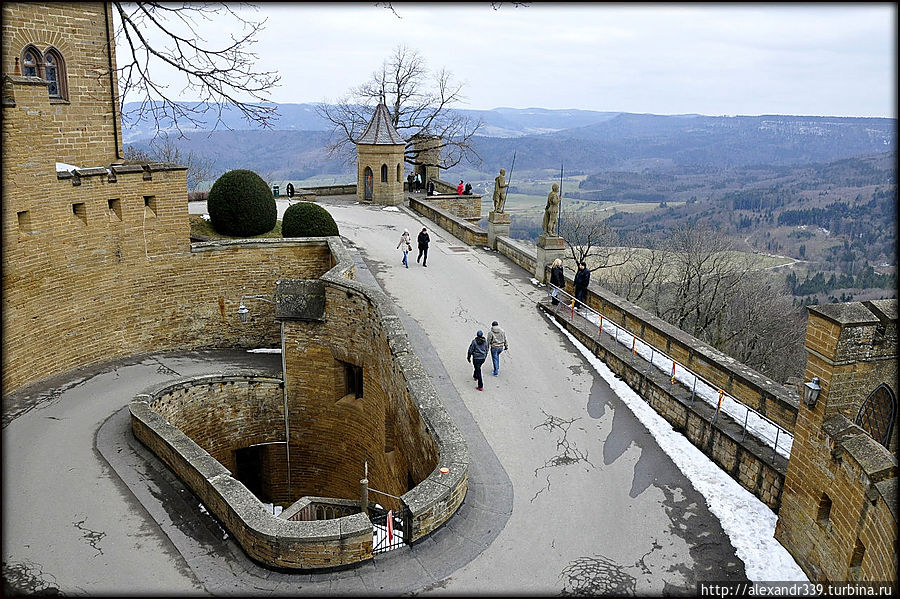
[574,261,590,309]
[417,227,430,267]
[550,258,565,305]
[486,321,508,376]
[467,330,488,391]
[397,228,412,268]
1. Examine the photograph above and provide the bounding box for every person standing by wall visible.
[426,179,435,196]
[486,321,508,376]
[407,172,415,193]
[467,330,488,391]
[550,258,565,305]
[464,182,473,195]
[397,228,412,268]
[417,227,430,267]
[574,261,590,309]
[415,172,422,191]
[457,180,464,195]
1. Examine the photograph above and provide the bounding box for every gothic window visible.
[43,49,63,98]
[380,164,388,183]
[396,163,402,183]
[21,46,39,77]
[19,46,67,100]
[855,384,896,449]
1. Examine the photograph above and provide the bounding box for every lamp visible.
[803,376,821,408]
[236,295,275,324]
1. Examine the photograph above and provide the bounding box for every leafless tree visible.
[558,205,635,272]
[112,2,280,138]
[600,234,670,310]
[123,133,215,190]
[317,45,483,170]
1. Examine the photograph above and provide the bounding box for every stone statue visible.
[543,183,561,236]
[492,168,509,213]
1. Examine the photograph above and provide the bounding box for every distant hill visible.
[121,102,896,179]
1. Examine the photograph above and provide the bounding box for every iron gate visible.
[368,503,410,554]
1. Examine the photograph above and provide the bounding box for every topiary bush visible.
[281,201,339,238]
[207,169,277,237]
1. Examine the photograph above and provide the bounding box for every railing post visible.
[647,347,654,374]
[690,377,697,403]
[742,410,750,441]
[360,477,369,517]
[772,429,780,461]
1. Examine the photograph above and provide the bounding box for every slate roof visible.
[356,104,405,145]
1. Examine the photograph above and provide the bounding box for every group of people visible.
[466,321,508,391]
[456,180,473,195]
[407,172,437,196]
[549,257,590,309]
[396,227,430,268]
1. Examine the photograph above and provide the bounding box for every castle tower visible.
[355,104,405,205]
[410,133,442,188]
[774,300,897,583]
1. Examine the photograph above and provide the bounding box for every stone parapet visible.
[409,196,488,247]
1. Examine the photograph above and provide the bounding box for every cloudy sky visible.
[120,2,897,118]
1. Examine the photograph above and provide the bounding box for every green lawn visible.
[190,214,283,239]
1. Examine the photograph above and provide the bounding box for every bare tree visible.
[123,133,215,190]
[558,205,634,272]
[112,2,280,138]
[317,45,483,170]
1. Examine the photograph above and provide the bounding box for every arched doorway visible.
[363,167,374,202]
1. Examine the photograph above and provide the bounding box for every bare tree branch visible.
[316,45,483,170]
[112,1,281,139]
[559,206,634,271]
[123,133,215,189]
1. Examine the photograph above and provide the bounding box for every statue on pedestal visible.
[492,168,509,213]
[542,183,561,237]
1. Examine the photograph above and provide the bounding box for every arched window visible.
[43,48,65,99]
[21,46,40,77]
[19,46,67,100]
[380,164,388,183]
[855,384,896,448]
[396,163,402,182]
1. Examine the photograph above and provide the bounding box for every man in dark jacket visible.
[574,261,590,309]
[467,330,488,390]
[417,228,430,267]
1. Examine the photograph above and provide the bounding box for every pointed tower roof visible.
[356,103,404,145]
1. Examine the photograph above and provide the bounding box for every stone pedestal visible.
[487,211,511,250]
[535,234,566,283]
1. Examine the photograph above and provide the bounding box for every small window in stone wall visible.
[380,164,388,183]
[17,210,34,235]
[144,195,156,218]
[816,493,832,527]
[396,163,402,183]
[72,203,87,225]
[849,539,865,580]
[342,361,363,399]
[384,409,395,453]
[108,199,122,222]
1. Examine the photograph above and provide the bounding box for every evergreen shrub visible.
[207,169,277,237]
[282,201,339,238]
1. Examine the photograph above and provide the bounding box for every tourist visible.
[426,180,435,196]
[417,227,430,267]
[457,180,464,195]
[486,321,508,376]
[397,228,412,268]
[574,261,590,309]
[464,182,473,195]
[415,172,422,191]
[550,258,565,305]
[407,173,415,193]
[467,330,488,391]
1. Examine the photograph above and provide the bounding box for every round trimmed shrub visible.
[282,201,339,238]
[207,169,277,237]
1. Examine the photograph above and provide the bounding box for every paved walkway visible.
[2,196,749,595]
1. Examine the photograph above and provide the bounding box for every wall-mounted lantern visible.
[236,295,275,324]
[803,376,821,408]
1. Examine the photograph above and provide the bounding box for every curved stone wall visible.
[130,240,469,569]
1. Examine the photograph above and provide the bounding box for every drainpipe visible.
[104,2,122,160]
[281,322,292,498]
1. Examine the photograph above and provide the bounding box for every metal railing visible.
[546,284,792,460]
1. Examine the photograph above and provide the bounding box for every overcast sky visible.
[121,2,897,118]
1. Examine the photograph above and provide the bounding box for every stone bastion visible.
[129,237,469,570]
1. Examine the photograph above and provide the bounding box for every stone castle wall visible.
[775,302,897,583]
[2,1,122,166]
